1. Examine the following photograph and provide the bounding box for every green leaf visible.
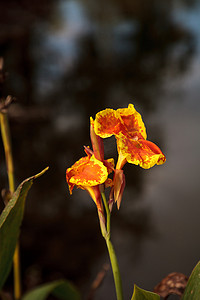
[182,261,200,299]
[21,280,80,300]
[131,285,160,300]
[0,167,49,291]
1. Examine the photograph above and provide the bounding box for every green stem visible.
[0,111,21,300]
[100,192,123,300]
[97,209,107,238]
[105,238,123,300]
[101,192,111,235]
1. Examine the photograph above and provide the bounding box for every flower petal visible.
[94,104,147,140]
[94,108,120,138]
[66,155,108,188]
[66,156,90,194]
[116,104,147,140]
[117,133,166,169]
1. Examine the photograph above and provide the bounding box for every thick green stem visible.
[0,111,21,300]
[105,238,123,300]
[100,192,123,300]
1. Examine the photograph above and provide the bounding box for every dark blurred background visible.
[0,0,200,299]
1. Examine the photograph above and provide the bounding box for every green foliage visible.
[0,167,49,291]
[182,261,200,299]
[21,280,80,300]
[131,285,160,300]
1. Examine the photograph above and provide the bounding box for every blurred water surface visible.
[0,0,200,299]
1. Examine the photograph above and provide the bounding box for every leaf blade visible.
[0,167,49,291]
[131,285,160,300]
[182,261,200,299]
[21,280,80,300]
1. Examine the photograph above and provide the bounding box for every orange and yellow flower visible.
[66,151,114,211]
[94,103,166,169]
[66,154,108,207]
[66,104,166,211]
[94,103,166,208]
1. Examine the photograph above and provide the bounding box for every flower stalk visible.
[101,192,111,235]
[105,238,123,300]
[0,109,21,300]
[101,192,123,300]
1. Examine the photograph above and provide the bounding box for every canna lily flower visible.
[66,149,114,231]
[66,144,114,212]
[66,154,108,211]
[94,103,166,208]
[94,103,166,169]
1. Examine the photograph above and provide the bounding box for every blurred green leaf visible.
[0,167,49,291]
[22,280,80,300]
[182,261,200,299]
[131,285,160,300]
